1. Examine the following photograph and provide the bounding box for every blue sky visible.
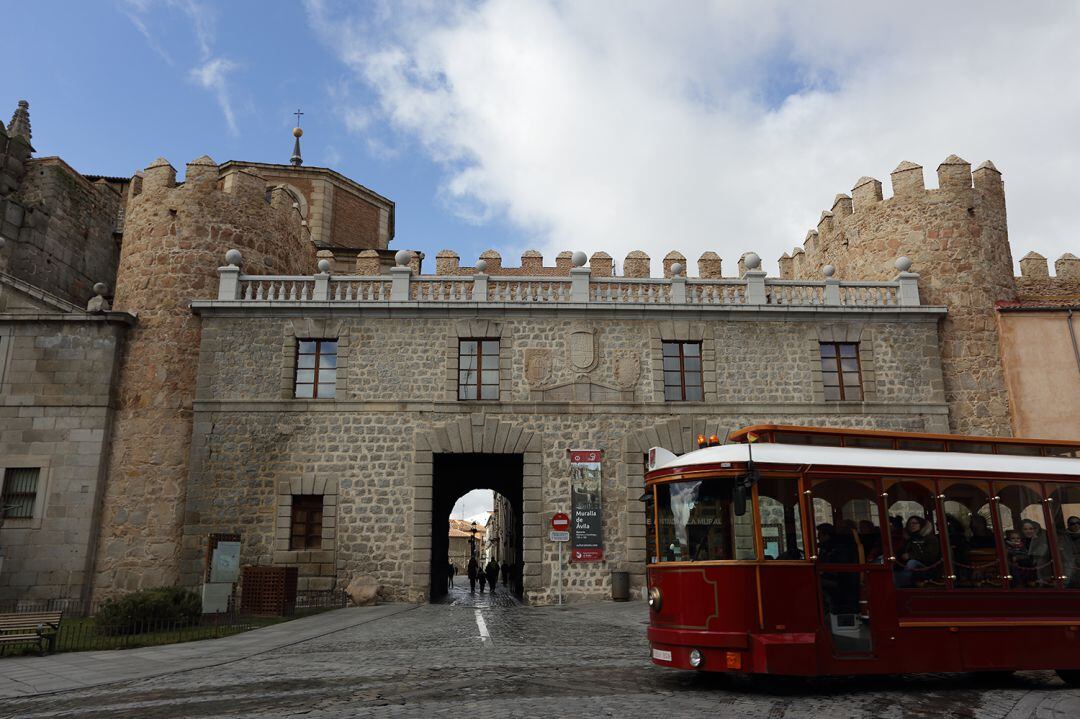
[5,2,1080,274]
[3,0,515,264]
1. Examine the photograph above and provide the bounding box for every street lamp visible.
[469,521,478,558]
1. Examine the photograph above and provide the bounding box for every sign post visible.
[551,513,570,605]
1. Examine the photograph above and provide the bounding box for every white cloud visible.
[307,0,1080,273]
[452,489,493,526]
[122,0,242,136]
[190,58,240,136]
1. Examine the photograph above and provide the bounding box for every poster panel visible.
[569,449,604,561]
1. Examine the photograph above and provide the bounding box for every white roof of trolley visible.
[651,442,1080,477]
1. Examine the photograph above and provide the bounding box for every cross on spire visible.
[290,108,304,166]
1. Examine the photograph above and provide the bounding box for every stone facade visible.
[181,306,946,603]
[0,274,132,603]
[3,95,1079,606]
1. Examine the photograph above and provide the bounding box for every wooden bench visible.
[0,611,62,655]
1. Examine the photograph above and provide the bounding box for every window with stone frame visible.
[1,467,39,519]
[820,342,863,401]
[458,339,500,400]
[290,495,324,550]
[295,339,338,399]
[662,341,703,401]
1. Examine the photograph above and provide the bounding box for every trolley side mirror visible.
[733,484,747,517]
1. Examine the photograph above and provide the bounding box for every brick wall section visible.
[330,189,381,250]
[185,309,947,603]
[91,157,315,598]
[0,312,130,603]
[788,157,1014,436]
[3,158,121,307]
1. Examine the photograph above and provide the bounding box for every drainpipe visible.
[1069,309,1080,375]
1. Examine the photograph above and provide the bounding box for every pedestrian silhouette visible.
[500,561,509,586]
[447,560,456,589]
[478,564,487,593]
[485,558,500,594]
[467,555,479,593]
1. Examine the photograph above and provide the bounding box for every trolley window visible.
[885,479,946,588]
[756,477,805,560]
[810,478,884,564]
[1049,484,1080,588]
[656,478,756,562]
[995,482,1056,588]
[940,480,1002,588]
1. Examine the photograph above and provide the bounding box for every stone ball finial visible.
[744,252,761,270]
[670,263,684,277]
[823,264,836,278]
[317,259,331,274]
[475,259,488,274]
[895,256,913,272]
[93,282,108,296]
[225,249,243,267]
[395,249,413,267]
[571,251,588,268]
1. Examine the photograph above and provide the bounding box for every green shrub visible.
[94,586,202,636]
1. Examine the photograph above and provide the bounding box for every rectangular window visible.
[1,467,39,519]
[820,342,862,401]
[290,495,324,550]
[458,339,500,401]
[295,339,337,399]
[662,341,703,401]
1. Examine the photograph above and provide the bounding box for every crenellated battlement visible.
[429,249,734,279]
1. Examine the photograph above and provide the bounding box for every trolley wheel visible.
[1056,669,1080,686]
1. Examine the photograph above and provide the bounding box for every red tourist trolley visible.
[645,425,1080,683]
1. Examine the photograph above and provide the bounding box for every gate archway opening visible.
[429,453,523,602]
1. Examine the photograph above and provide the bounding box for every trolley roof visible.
[649,442,1080,478]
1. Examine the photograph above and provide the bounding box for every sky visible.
[451,489,493,526]
[4,1,1080,275]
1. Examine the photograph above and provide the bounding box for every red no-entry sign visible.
[551,512,570,531]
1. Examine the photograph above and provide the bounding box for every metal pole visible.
[558,541,563,605]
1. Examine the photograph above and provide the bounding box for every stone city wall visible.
[183,309,946,603]
[2,157,122,308]
[780,156,1014,437]
[92,156,315,599]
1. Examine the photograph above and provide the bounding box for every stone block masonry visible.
[91,156,315,599]
[784,156,1013,437]
[184,307,947,604]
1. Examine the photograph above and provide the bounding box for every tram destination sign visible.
[568,449,604,562]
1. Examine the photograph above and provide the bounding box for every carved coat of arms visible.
[613,350,641,390]
[524,348,553,387]
[569,328,598,373]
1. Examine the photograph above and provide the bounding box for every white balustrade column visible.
[313,273,330,301]
[671,275,687,303]
[217,265,241,300]
[390,266,413,302]
[570,267,591,303]
[473,273,488,302]
[824,278,841,305]
[744,270,767,304]
[894,272,921,306]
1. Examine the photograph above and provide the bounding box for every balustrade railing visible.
[214,264,922,308]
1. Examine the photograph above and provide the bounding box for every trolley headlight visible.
[648,586,662,612]
[689,649,703,668]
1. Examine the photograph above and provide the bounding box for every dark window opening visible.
[290,495,324,550]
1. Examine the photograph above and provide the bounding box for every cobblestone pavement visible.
[437,584,521,607]
[2,600,1078,718]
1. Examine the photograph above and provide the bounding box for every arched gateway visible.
[409,416,542,602]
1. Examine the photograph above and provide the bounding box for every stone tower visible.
[787,156,1014,436]
[92,156,315,596]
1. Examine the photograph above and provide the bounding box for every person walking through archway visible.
[485,558,500,595]
[447,560,456,589]
[467,555,479,593]
[478,561,488,593]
